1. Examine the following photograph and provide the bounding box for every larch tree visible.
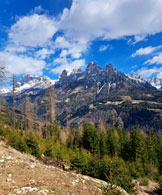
[45,85,56,123]
[24,95,33,130]
[11,74,19,129]
[0,61,7,113]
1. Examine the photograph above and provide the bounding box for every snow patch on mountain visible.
[128,73,147,84]
[1,75,55,95]
[18,75,55,91]
[128,72,161,90]
[149,78,162,90]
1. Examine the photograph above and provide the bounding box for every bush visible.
[139,177,149,186]
[102,184,125,195]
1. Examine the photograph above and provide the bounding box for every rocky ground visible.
[0,141,159,195]
[0,141,127,195]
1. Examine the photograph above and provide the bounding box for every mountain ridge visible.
[2,62,162,135]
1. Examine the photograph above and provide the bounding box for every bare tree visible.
[11,74,19,129]
[24,95,33,131]
[44,85,56,123]
[0,61,6,84]
[0,61,7,113]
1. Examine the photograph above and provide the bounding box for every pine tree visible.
[82,123,100,154]
[107,126,119,156]
[99,131,107,157]
[157,137,162,174]
[118,128,130,161]
[130,128,147,163]
[146,129,158,166]
[73,129,81,148]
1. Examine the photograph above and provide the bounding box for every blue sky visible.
[0,0,162,80]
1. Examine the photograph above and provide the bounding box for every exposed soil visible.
[0,141,107,195]
[0,141,159,195]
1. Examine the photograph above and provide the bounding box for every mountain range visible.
[2,62,162,135]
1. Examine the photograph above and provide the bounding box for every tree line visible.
[0,116,162,194]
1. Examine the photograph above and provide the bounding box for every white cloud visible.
[9,14,58,47]
[145,52,162,65]
[131,46,162,57]
[60,0,162,41]
[137,66,162,78]
[3,0,162,76]
[4,45,27,53]
[54,36,87,59]
[99,44,111,52]
[52,57,85,74]
[0,51,46,75]
[133,34,147,43]
[35,48,54,59]
[1,13,57,76]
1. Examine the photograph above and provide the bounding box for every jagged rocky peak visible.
[20,74,40,83]
[17,74,55,94]
[128,72,145,81]
[128,72,157,90]
[105,63,117,73]
[105,63,114,69]
[60,70,68,78]
[86,61,99,72]
[71,68,82,74]
[149,77,162,83]
[149,77,162,90]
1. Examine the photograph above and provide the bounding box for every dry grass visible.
[0,141,105,195]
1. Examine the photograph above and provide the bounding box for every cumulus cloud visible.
[60,0,162,41]
[131,46,162,57]
[0,51,46,75]
[51,57,85,74]
[9,14,58,47]
[1,13,56,76]
[145,52,162,65]
[2,0,162,76]
[35,48,54,60]
[137,66,162,78]
[54,36,87,59]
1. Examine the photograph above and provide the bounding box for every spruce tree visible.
[82,123,100,154]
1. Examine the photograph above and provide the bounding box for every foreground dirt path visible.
[0,141,108,195]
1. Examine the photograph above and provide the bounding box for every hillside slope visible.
[0,141,124,195]
[0,141,160,195]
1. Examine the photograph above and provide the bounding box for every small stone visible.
[8,174,12,177]
[6,178,12,182]
[6,156,13,160]
[30,179,36,184]
[0,159,4,163]
[12,180,16,184]
[15,190,22,194]
[30,164,35,169]
[38,190,48,195]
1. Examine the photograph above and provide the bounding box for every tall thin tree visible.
[11,74,19,129]
[0,61,7,113]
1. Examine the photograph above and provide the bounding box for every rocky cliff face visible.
[128,72,155,90]
[53,62,162,135]
[149,77,162,91]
